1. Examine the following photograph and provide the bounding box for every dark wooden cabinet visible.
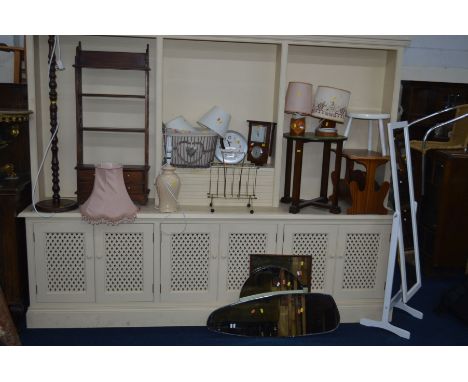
[400,80,468,140]
[412,149,468,271]
[0,83,31,322]
[0,176,31,316]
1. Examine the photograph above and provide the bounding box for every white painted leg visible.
[394,300,424,319]
[343,116,353,146]
[378,118,387,155]
[360,213,412,340]
[360,318,411,339]
[368,120,373,151]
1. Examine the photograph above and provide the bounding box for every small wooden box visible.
[76,164,150,205]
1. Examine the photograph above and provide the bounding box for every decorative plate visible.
[215,130,248,164]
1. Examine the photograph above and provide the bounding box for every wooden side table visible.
[332,149,390,215]
[280,132,347,214]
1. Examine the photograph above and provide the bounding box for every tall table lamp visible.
[284,82,313,136]
[312,86,350,137]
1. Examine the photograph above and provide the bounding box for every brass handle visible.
[10,126,20,137]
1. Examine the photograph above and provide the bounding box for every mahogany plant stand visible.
[332,149,390,215]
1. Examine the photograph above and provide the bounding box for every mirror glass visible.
[391,129,421,300]
[248,254,312,291]
[207,292,340,337]
[239,266,306,299]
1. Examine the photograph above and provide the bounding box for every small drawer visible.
[123,169,145,183]
[76,168,96,182]
[125,183,146,194]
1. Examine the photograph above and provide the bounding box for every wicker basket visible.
[165,131,218,168]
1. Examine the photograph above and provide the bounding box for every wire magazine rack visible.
[208,161,258,214]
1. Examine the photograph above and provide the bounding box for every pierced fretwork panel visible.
[170,233,210,292]
[342,233,380,289]
[227,233,268,291]
[104,232,144,293]
[292,233,328,290]
[45,232,86,293]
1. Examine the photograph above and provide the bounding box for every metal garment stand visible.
[419,105,468,195]
[360,120,423,339]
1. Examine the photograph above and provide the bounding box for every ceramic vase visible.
[155,164,181,212]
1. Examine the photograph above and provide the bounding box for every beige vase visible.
[155,164,181,212]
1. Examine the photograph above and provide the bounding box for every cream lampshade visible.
[197,106,231,138]
[284,82,313,136]
[311,86,351,137]
[164,116,197,133]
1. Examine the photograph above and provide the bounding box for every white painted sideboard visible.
[20,203,392,328]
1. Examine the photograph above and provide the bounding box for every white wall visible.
[0,35,24,82]
[0,35,15,82]
[401,35,468,83]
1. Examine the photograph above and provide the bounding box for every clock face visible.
[250,145,264,159]
[215,130,248,164]
[251,124,266,143]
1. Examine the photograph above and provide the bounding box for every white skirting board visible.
[26,301,384,328]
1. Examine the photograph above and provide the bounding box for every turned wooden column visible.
[35,35,78,212]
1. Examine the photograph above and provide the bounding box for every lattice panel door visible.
[334,225,390,300]
[342,233,380,290]
[94,224,154,303]
[34,222,95,303]
[218,224,278,303]
[160,224,219,303]
[283,225,337,293]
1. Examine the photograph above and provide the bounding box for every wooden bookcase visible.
[74,42,150,205]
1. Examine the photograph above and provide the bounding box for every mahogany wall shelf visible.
[74,42,150,205]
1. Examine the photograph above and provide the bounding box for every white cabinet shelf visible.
[33,222,95,303]
[160,222,278,304]
[22,206,392,328]
[32,221,155,304]
[160,223,220,303]
[94,224,154,303]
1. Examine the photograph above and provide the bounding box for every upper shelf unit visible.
[162,38,282,150]
[74,41,151,205]
[28,35,409,206]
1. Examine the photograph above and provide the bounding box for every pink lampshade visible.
[80,163,139,224]
[285,82,313,116]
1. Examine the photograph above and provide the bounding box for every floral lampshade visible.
[311,86,351,123]
[197,106,231,138]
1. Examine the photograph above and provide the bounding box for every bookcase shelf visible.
[27,35,409,208]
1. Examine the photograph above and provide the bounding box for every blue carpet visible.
[18,274,468,346]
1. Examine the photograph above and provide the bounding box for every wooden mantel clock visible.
[247,120,276,166]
